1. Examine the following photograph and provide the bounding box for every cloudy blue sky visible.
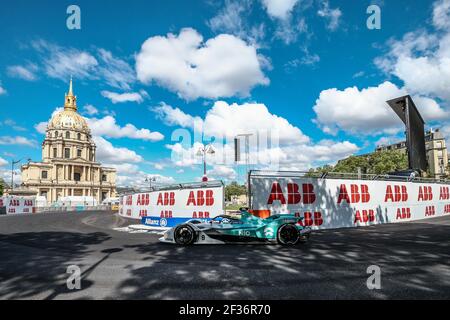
[1,0,450,187]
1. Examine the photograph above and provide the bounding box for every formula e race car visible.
[159,209,311,245]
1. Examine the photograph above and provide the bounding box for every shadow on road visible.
[113,220,450,299]
[0,231,111,299]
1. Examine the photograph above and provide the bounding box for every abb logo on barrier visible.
[192,211,210,218]
[137,194,150,206]
[396,208,411,220]
[418,186,433,201]
[294,212,323,226]
[444,204,450,214]
[139,209,148,217]
[337,184,370,204]
[439,186,450,200]
[157,192,175,206]
[160,210,173,218]
[125,195,132,206]
[267,183,316,205]
[385,185,408,202]
[425,205,435,217]
[354,209,375,224]
[186,190,215,206]
[9,199,20,206]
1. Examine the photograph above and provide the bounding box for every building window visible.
[78,133,81,140]
[74,173,81,182]
[77,149,82,157]
[55,131,58,138]
[64,148,70,159]
[41,171,48,179]
[102,174,107,182]
[65,131,70,139]
[53,148,57,158]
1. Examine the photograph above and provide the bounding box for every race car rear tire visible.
[277,223,300,245]
[174,224,196,245]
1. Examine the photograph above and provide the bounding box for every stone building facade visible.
[21,79,116,203]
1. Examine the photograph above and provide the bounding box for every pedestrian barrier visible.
[119,180,225,227]
[249,170,450,229]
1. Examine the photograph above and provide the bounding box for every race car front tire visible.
[277,223,300,245]
[174,224,196,245]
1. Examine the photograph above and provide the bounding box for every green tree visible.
[225,181,246,201]
[367,150,408,174]
[308,150,409,176]
[0,178,4,196]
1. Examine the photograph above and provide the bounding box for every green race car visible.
[159,209,311,245]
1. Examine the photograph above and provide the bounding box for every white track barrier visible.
[249,172,450,229]
[119,181,225,227]
[0,196,36,215]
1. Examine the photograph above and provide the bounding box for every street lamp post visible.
[11,160,18,191]
[11,158,29,191]
[145,176,157,190]
[196,144,215,181]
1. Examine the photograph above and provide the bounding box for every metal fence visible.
[36,205,112,213]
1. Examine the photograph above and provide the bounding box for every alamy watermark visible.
[366,265,381,290]
[169,127,281,170]
[66,265,81,290]
[367,5,381,30]
[66,5,81,30]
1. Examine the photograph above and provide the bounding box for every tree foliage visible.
[225,181,247,201]
[309,150,409,176]
[0,178,4,196]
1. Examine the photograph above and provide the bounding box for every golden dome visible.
[47,78,90,133]
[48,110,90,132]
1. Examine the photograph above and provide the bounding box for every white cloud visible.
[159,101,358,170]
[82,104,99,116]
[208,165,237,180]
[313,81,449,136]
[106,162,175,187]
[153,102,203,130]
[0,136,37,147]
[375,2,450,102]
[28,40,135,90]
[261,0,299,20]
[96,48,135,90]
[93,136,143,164]
[34,122,47,134]
[0,168,21,185]
[433,0,450,30]
[135,28,269,100]
[101,90,144,104]
[87,116,164,141]
[208,0,265,46]
[0,119,26,132]
[7,64,38,81]
[0,157,8,167]
[32,40,98,80]
[155,101,309,144]
[317,1,342,31]
[0,81,6,95]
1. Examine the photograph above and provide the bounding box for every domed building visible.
[21,79,116,203]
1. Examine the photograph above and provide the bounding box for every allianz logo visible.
[145,218,160,225]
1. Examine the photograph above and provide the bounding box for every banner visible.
[249,174,450,229]
[141,216,210,228]
[119,182,224,221]
[0,196,36,215]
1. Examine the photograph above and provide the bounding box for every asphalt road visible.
[0,211,449,299]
